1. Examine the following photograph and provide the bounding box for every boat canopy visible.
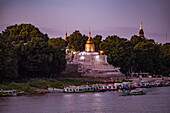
[0,90,16,93]
[139,73,149,75]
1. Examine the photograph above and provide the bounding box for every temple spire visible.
[140,21,143,30]
[138,21,144,37]
[88,28,91,38]
[64,32,67,41]
[85,29,95,52]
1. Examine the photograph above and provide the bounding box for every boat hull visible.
[48,90,63,93]
[119,89,146,96]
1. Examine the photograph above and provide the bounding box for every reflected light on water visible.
[64,94,74,97]
[1,87,170,113]
[94,93,101,97]
[79,94,85,97]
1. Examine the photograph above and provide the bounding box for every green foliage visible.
[67,30,88,51]
[17,38,66,78]
[161,43,170,75]
[100,35,133,73]
[0,23,170,81]
[0,78,103,93]
[48,37,66,49]
[130,35,145,46]
[0,82,36,94]
[17,38,51,77]
[133,41,163,73]
[2,24,49,44]
[0,34,18,80]
[100,35,168,75]
[28,79,48,89]
[92,35,102,51]
[0,24,66,81]
[48,47,66,76]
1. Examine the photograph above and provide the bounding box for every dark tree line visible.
[0,24,66,81]
[0,24,170,82]
[65,30,170,75]
[66,30,102,52]
[66,30,88,51]
[100,35,170,75]
[0,34,18,80]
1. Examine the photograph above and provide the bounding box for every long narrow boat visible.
[119,89,146,96]
[48,88,64,93]
[83,87,95,92]
[64,86,84,93]
[0,90,18,97]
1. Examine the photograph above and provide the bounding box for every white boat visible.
[64,86,84,93]
[119,88,146,96]
[48,88,64,93]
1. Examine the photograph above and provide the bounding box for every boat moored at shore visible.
[48,88,64,93]
[0,90,19,97]
[64,86,84,93]
[119,88,146,96]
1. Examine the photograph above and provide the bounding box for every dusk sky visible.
[0,0,170,43]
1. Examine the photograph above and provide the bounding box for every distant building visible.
[64,32,71,54]
[85,31,95,52]
[64,32,67,41]
[64,31,124,79]
[138,21,145,38]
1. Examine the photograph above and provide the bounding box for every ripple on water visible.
[0,87,170,113]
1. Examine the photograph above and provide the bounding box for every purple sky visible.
[0,0,170,43]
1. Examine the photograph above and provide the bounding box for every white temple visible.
[66,31,124,78]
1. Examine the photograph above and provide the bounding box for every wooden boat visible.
[83,85,107,92]
[0,90,18,97]
[129,89,146,95]
[83,85,97,92]
[94,88,107,92]
[119,89,146,96]
[48,88,64,93]
[64,86,84,93]
[97,84,125,91]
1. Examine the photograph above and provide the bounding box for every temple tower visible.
[85,30,95,52]
[64,32,67,41]
[138,21,144,38]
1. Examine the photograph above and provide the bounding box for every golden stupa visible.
[138,21,144,37]
[85,31,95,52]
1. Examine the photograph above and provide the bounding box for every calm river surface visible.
[0,87,170,113]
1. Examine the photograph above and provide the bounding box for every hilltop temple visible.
[138,21,145,38]
[85,31,95,52]
[63,22,146,78]
[65,31,124,78]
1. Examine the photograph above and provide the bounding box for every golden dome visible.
[86,37,94,44]
[85,31,95,52]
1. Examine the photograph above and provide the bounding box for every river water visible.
[0,87,170,113]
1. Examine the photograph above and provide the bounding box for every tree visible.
[0,34,18,81]
[92,35,102,51]
[48,47,66,77]
[130,35,145,46]
[100,35,134,73]
[1,24,66,79]
[67,30,88,51]
[132,38,163,74]
[17,38,66,78]
[48,37,66,49]
[2,24,49,44]
[161,43,170,75]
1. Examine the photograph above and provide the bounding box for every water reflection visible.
[0,87,170,113]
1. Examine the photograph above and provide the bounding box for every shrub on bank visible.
[0,78,104,94]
